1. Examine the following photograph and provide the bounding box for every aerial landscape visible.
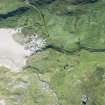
[0,0,105,105]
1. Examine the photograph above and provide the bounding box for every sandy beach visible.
[0,28,26,72]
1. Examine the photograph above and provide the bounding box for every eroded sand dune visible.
[0,28,26,71]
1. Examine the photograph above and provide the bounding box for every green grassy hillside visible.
[0,0,105,105]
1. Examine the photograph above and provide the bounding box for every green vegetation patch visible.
[0,1,105,105]
[0,0,25,14]
[1,0,105,51]
[0,67,58,105]
[50,50,105,105]
[27,49,105,105]
[27,48,79,74]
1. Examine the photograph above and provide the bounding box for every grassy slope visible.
[1,0,105,50]
[44,0,105,50]
[0,0,25,14]
[0,67,58,105]
[1,49,105,105]
[28,49,105,105]
[0,0,105,105]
